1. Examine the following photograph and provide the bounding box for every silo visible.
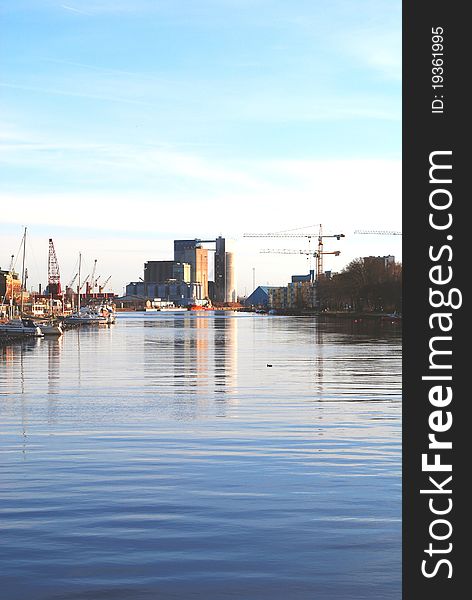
[225,251,237,303]
[214,236,226,302]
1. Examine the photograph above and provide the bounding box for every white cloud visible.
[347,31,401,81]
[0,157,401,291]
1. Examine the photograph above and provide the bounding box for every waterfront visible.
[0,312,401,600]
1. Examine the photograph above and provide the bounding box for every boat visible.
[145,299,186,313]
[64,310,107,325]
[97,301,116,324]
[380,312,402,323]
[0,318,44,337]
[39,322,63,336]
[63,254,111,325]
[85,301,116,323]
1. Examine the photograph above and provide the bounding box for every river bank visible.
[242,307,402,321]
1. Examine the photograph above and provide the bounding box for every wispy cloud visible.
[61,4,92,16]
[0,157,401,232]
[1,0,401,290]
[0,82,151,106]
[340,29,401,81]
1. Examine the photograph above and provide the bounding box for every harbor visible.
[0,226,402,597]
[1,226,401,347]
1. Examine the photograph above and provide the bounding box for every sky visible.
[0,0,401,295]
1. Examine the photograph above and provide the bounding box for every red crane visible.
[48,238,62,296]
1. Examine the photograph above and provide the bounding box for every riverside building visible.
[126,236,236,306]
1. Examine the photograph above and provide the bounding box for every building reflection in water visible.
[213,313,237,396]
[143,313,238,419]
[172,316,209,400]
[314,323,324,398]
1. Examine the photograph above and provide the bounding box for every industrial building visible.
[214,236,237,303]
[144,260,173,283]
[174,239,209,299]
[144,260,191,284]
[126,281,203,306]
[126,235,236,306]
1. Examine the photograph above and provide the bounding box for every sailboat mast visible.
[20,227,27,316]
[77,252,82,311]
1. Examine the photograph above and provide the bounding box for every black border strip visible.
[403,2,465,597]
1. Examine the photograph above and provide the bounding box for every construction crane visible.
[260,249,341,280]
[68,273,78,290]
[89,259,98,294]
[47,238,62,296]
[79,274,90,292]
[244,224,345,280]
[354,230,402,235]
[261,249,341,258]
[93,275,101,292]
[99,275,111,293]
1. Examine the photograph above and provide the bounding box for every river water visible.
[0,312,401,600]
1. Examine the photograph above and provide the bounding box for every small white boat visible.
[101,303,116,324]
[0,318,44,337]
[39,322,63,336]
[64,311,106,325]
[89,302,116,324]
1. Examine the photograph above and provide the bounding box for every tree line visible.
[318,257,402,314]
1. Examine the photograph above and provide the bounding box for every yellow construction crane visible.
[260,249,341,280]
[261,249,341,257]
[244,224,345,280]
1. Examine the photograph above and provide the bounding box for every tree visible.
[318,258,402,313]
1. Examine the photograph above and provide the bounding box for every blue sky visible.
[0,1,401,293]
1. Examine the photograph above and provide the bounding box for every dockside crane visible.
[99,276,111,293]
[68,273,78,290]
[47,238,62,296]
[244,224,345,280]
[89,259,98,295]
[79,274,90,292]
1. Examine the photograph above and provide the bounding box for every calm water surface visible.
[0,312,401,600]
